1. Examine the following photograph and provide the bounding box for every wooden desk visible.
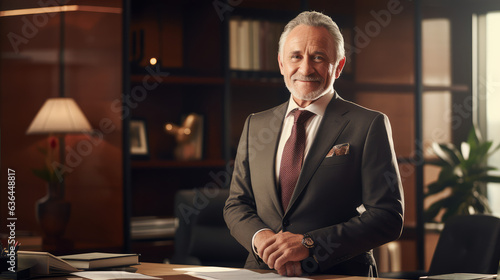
[17,262,394,279]
[133,262,385,280]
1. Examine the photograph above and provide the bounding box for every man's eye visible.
[291,55,301,60]
[313,56,323,61]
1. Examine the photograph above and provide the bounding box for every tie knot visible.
[292,109,315,125]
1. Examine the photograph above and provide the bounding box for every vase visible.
[35,182,71,245]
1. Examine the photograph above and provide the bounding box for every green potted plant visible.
[425,126,500,222]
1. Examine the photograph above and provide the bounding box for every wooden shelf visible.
[131,75,224,85]
[336,80,469,93]
[230,78,468,93]
[131,159,227,169]
[423,84,469,92]
[231,77,284,87]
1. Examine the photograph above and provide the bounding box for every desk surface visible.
[26,262,393,280]
[133,262,386,280]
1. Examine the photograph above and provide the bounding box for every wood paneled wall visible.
[0,1,124,252]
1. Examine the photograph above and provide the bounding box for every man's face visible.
[278,25,345,105]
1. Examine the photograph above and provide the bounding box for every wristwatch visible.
[302,233,315,249]
[301,234,319,273]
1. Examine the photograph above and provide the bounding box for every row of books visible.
[229,18,286,72]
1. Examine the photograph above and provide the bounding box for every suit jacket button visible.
[283,220,290,227]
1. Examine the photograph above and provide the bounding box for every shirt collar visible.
[285,89,334,118]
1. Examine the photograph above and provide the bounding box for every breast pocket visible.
[320,155,351,166]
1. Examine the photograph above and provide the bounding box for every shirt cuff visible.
[252,228,273,256]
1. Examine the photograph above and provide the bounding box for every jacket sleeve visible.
[223,114,270,262]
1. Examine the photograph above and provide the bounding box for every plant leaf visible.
[425,158,449,167]
[432,142,462,166]
[424,200,444,222]
[426,182,449,196]
[32,168,52,182]
[461,142,470,161]
[441,195,464,222]
[477,175,500,183]
[463,141,492,172]
[474,192,492,213]
[468,125,482,147]
[487,142,500,157]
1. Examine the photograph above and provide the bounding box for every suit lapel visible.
[285,94,350,213]
[258,102,288,216]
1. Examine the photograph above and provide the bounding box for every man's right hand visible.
[254,229,276,258]
[254,230,305,277]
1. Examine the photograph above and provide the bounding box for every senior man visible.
[224,11,404,277]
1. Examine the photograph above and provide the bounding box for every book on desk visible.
[59,252,140,270]
[17,251,140,277]
[17,251,79,275]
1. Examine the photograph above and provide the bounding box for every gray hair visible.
[278,11,345,64]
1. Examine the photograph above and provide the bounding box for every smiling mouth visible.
[292,75,322,83]
[295,80,320,83]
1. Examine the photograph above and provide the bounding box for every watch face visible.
[303,237,314,248]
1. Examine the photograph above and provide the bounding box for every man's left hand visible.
[277,261,303,277]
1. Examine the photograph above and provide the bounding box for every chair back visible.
[171,188,248,267]
[428,214,500,275]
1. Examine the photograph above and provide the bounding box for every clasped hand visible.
[254,230,309,277]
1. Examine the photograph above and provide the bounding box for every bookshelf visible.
[127,0,227,262]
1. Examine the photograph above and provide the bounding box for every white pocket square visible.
[326,143,350,157]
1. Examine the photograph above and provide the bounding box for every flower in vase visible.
[32,136,63,183]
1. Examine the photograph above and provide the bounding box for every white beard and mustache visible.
[285,73,331,102]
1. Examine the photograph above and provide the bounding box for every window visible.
[484,12,500,216]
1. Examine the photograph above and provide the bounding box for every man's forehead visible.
[284,25,335,54]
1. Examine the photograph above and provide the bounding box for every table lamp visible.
[26,98,92,135]
[26,97,92,247]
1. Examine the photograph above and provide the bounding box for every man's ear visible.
[278,53,284,75]
[335,57,346,79]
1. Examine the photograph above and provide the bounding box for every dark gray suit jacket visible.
[224,93,404,276]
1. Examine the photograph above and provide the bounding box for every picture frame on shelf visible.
[130,119,149,159]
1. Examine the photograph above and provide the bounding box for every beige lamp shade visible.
[26,97,92,134]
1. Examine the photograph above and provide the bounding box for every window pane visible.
[422,91,452,159]
[486,12,500,216]
[422,19,451,86]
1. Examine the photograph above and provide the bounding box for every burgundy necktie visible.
[279,109,315,211]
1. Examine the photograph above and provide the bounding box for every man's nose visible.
[298,58,314,76]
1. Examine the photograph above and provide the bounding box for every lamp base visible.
[35,182,71,249]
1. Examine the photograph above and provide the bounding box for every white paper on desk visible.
[193,269,312,280]
[257,273,312,280]
[195,269,260,279]
[71,271,161,280]
[173,266,239,273]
